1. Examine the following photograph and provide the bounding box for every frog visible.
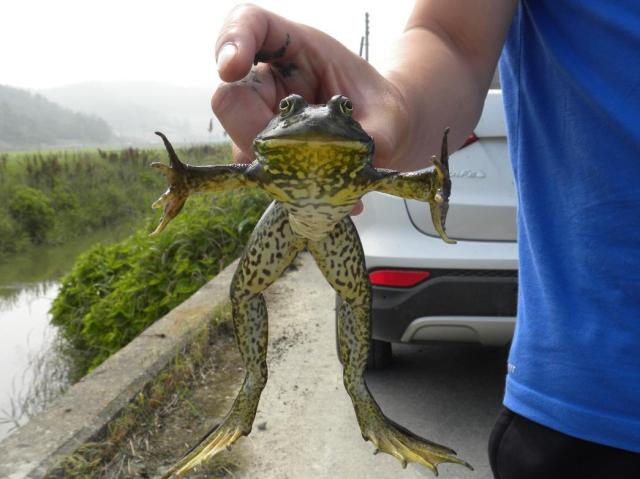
[151,94,472,478]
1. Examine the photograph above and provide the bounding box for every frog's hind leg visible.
[308,217,472,476]
[161,202,304,479]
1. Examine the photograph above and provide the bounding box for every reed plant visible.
[0,143,231,260]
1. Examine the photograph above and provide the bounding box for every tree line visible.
[0,85,113,150]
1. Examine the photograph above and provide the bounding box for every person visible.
[210,1,640,477]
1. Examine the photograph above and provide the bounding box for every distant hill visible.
[41,82,224,145]
[0,85,113,150]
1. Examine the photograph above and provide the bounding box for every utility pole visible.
[359,12,370,61]
[365,12,369,62]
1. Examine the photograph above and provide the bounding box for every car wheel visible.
[334,294,393,369]
[367,338,392,369]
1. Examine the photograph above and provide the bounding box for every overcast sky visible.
[2,0,414,90]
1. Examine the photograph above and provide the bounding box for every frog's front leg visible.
[362,128,455,244]
[150,131,262,235]
[160,202,305,478]
[308,216,471,475]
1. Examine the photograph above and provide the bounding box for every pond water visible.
[0,282,64,439]
[0,223,139,441]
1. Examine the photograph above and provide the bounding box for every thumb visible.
[215,4,298,82]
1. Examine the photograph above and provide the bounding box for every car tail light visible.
[368,269,431,287]
[459,133,478,149]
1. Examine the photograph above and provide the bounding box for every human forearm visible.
[380,0,517,170]
[210,2,516,173]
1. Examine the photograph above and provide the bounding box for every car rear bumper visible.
[353,192,519,346]
[400,316,515,345]
[371,269,517,346]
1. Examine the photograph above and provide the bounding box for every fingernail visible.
[217,43,237,73]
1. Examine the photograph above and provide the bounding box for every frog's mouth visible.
[254,137,371,151]
[254,113,374,153]
[253,134,373,157]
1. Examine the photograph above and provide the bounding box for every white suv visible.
[350,89,518,368]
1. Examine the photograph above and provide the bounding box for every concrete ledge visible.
[0,259,239,479]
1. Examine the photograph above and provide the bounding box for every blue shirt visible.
[499,1,640,452]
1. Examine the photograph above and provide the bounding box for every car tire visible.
[367,338,392,369]
[334,294,393,369]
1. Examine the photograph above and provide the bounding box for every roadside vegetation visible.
[0,145,235,260]
[0,147,162,259]
[51,190,268,380]
[1,143,269,380]
[45,306,244,479]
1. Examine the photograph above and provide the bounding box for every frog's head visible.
[253,94,374,160]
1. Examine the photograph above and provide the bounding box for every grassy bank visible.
[51,186,269,381]
[1,142,271,380]
[45,305,243,479]
[0,144,230,261]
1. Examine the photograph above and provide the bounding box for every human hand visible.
[211,4,411,177]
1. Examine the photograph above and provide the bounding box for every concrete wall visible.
[0,260,238,479]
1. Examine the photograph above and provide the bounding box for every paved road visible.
[232,253,508,479]
[366,344,508,479]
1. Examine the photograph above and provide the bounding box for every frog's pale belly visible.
[263,176,362,241]
[284,201,354,241]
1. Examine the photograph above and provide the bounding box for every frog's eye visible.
[279,98,294,116]
[340,98,353,116]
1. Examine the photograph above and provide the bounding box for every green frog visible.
[152,94,471,478]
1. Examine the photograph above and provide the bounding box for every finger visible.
[212,64,276,159]
[231,142,251,164]
[215,4,299,82]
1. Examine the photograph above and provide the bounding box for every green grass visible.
[51,183,269,381]
[44,304,235,479]
[0,144,232,260]
[2,143,271,380]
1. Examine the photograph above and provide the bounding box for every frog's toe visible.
[149,191,186,236]
[150,161,173,179]
[151,187,171,209]
[160,418,245,478]
[363,414,472,476]
[429,198,455,245]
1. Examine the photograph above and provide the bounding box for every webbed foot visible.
[150,131,190,236]
[361,407,472,475]
[429,127,456,244]
[159,410,250,478]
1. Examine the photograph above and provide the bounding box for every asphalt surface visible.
[230,252,509,479]
[366,344,509,479]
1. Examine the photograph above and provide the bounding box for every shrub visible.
[8,186,54,243]
[0,144,231,255]
[0,209,29,257]
[50,186,78,211]
[51,190,270,380]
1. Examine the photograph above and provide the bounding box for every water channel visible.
[0,224,138,441]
